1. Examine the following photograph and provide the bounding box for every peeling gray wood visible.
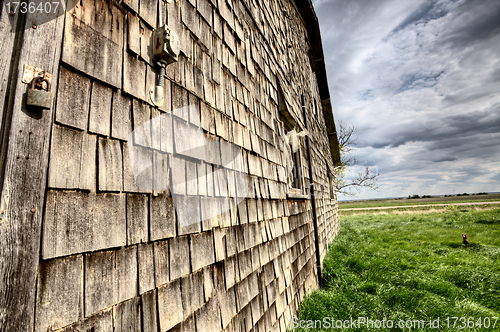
[34,255,83,332]
[85,246,137,316]
[98,137,123,191]
[159,76,172,113]
[113,297,141,331]
[224,255,237,289]
[169,235,191,280]
[138,243,155,294]
[190,230,215,272]
[172,81,189,121]
[160,109,174,153]
[55,66,91,130]
[195,296,222,332]
[0,12,19,135]
[123,52,146,101]
[127,13,140,55]
[132,99,151,147]
[42,191,126,259]
[140,23,153,65]
[170,155,186,195]
[150,194,176,241]
[219,288,237,329]
[127,193,148,245]
[153,240,170,287]
[62,14,122,88]
[181,1,200,37]
[123,0,139,12]
[180,270,205,318]
[57,308,113,332]
[111,90,132,141]
[48,124,96,190]
[89,81,112,136]
[158,279,183,331]
[139,0,157,28]
[0,6,65,329]
[141,290,158,332]
[185,159,198,196]
[175,195,202,235]
[123,142,152,193]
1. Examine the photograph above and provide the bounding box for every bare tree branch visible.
[333,121,379,196]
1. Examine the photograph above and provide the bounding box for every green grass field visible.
[291,208,500,331]
[338,193,500,209]
[339,203,500,216]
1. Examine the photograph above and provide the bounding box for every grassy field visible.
[338,193,500,209]
[291,207,500,331]
[339,203,500,216]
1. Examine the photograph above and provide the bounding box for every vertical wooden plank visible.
[139,0,157,29]
[123,52,146,101]
[34,255,84,332]
[190,230,215,271]
[153,240,170,287]
[0,5,65,329]
[0,11,20,135]
[138,243,155,294]
[141,289,158,332]
[157,279,183,331]
[150,194,176,241]
[55,66,91,130]
[47,126,96,190]
[89,81,112,136]
[42,191,126,259]
[62,13,122,88]
[98,137,123,191]
[111,90,132,141]
[169,235,191,280]
[113,297,141,331]
[127,193,148,245]
[180,270,205,318]
[127,12,140,55]
[79,133,97,190]
[85,246,137,316]
[47,124,83,189]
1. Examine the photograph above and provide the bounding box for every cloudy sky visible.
[313,0,500,200]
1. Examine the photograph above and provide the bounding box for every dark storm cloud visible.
[443,0,500,48]
[313,0,500,199]
[359,109,500,149]
[390,0,456,34]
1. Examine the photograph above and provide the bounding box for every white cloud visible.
[315,0,500,199]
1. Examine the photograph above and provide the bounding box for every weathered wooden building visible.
[0,0,341,330]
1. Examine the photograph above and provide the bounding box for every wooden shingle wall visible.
[34,0,340,331]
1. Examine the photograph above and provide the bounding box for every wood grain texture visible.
[111,90,132,141]
[62,14,122,88]
[42,191,126,259]
[0,6,65,330]
[149,194,176,241]
[157,279,183,331]
[138,243,155,294]
[114,297,141,331]
[85,246,137,316]
[48,124,96,190]
[141,290,158,332]
[126,193,148,245]
[98,137,123,191]
[34,255,83,332]
[89,81,112,136]
[55,66,91,130]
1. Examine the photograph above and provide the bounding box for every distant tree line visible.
[408,192,488,199]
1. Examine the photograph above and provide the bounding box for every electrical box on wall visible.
[152,25,180,65]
